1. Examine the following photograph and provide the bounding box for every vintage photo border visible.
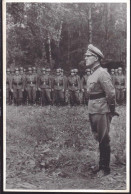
[2,0,130,192]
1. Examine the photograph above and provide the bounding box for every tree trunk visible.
[88,6,92,44]
[48,34,52,68]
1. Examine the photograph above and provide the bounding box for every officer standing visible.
[81,68,91,105]
[11,68,24,105]
[67,69,80,106]
[25,67,38,105]
[38,68,52,106]
[85,44,116,176]
[115,67,126,105]
[6,68,12,105]
[52,69,66,106]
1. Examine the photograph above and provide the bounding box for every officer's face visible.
[71,72,74,76]
[85,54,97,67]
[111,71,114,75]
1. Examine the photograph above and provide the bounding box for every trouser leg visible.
[18,89,23,105]
[58,90,65,105]
[45,89,52,105]
[89,113,111,174]
[74,91,80,105]
[6,88,10,104]
[27,87,32,105]
[32,87,36,104]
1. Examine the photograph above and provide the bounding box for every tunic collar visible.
[91,64,101,74]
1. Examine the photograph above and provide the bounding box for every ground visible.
[5,105,127,191]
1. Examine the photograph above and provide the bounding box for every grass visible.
[6,104,126,189]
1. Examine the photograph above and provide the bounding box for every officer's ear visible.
[94,56,98,62]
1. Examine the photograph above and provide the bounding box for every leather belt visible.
[13,83,22,85]
[89,92,106,100]
[27,81,36,84]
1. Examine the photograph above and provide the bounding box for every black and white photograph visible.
[3,0,130,192]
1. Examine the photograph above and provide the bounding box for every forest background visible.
[6,3,127,74]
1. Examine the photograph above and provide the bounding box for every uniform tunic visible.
[53,75,66,105]
[11,74,24,104]
[81,74,90,104]
[115,74,126,104]
[38,74,52,105]
[25,74,38,104]
[67,75,81,105]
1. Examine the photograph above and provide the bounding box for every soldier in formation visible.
[6,64,126,106]
[81,68,91,105]
[114,67,126,105]
[38,68,52,106]
[6,68,12,104]
[11,68,24,105]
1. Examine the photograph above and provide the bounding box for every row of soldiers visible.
[6,66,126,106]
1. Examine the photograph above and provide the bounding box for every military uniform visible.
[67,69,80,106]
[25,67,38,105]
[81,68,91,105]
[11,68,24,105]
[115,67,126,104]
[38,68,52,105]
[52,69,66,106]
[6,68,12,104]
[85,44,116,175]
[110,69,116,86]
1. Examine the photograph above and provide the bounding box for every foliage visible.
[6,3,126,69]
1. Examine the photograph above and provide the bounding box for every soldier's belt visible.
[27,81,36,84]
[69,83,78,87]
[13,83,22,85]
[89,92,106,100]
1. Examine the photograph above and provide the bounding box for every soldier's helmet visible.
[111,69,115,72]
[46,68,51,72]
[28,67,32,71]
[41,68,46,71]
[20,67,24,71]
[71,69,74,73]
[6,68,10,72]
[85,68,91,72]
[32,67,37,71]
[118,67,122,71]
[15,67,19,71]
[56,68,60,73]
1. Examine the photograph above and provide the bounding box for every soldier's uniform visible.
[6,68,12,104]
[52,69,66,106]
[115,67,126,105]
[85,44,116,175]
[11,68,24,105]
[38,68,52,105]
[110,69,115,86]
[19,67,26,105]
[25,67,38,105]
[61,69,68,104]
[81,68,91,105]
[67,69,81,106]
